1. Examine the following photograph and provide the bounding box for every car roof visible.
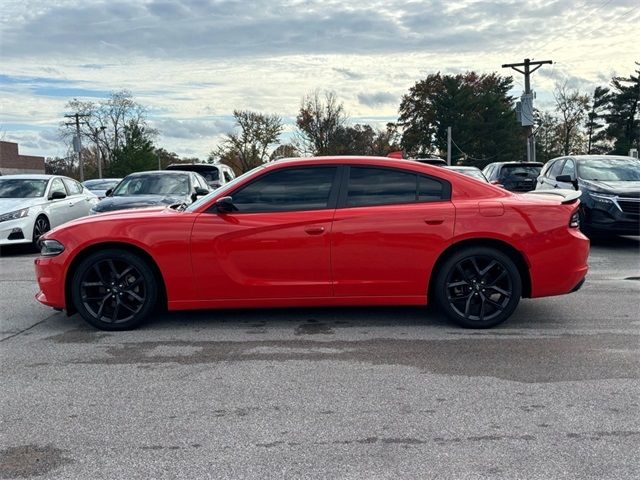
[446,166,481,170]
[490,162,543,167]
[568,155,638,162]
[0,174,57,180]
[124,170,191,177]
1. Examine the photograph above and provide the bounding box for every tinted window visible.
[419,175,444,200]
[231,167,337,212]
[346,167,445,207]
[500,165,542,178]
[50,178,66,197]
[63,178,82,194]
[223,170,234,182]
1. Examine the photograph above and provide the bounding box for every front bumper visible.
[583,197,640,235]
[0,216,35,246]
[34,253,68,310]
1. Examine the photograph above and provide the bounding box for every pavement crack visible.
[0,313,57,342]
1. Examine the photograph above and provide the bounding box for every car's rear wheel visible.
[32,215,50,244]
[434,247,521,328]
[71,249,157,331]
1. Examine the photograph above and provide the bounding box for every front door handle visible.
[424,219,444,225]
[304,226,325,235]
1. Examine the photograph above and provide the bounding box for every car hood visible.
[92,194,187,212]
[580,179,640,196]
[0,197,46,214]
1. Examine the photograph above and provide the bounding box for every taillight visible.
[569,211,580,228]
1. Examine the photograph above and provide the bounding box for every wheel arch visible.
[428,238,532,302]
[64,241,168,315]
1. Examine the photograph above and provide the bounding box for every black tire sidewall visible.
[434,246,522,328]
[71,249,158,331]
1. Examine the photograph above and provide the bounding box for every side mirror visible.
[215,196,238,213]
[195,187,209,196]
[105,188,113,197]
[556,175,579,190]
[49,190,66,200]
[556,174,573,183]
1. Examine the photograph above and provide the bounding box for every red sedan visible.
[35,157,589,330]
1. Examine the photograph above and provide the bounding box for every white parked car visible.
[0,174,99,247]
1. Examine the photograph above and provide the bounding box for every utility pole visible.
[64,113,90,181]
[447,126,452,165]
[502,58,552,162]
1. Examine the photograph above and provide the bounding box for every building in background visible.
[0,141,45,175]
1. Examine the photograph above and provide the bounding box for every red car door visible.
[331,166,455,298]
[190,166,339,300]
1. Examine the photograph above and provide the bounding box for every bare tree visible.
[296,90,347,155]
[554,82,590,155]
[59,90,156,171]
[212,110,283,173]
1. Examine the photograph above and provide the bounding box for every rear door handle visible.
[304,226,325,235]
[424,219,444,225]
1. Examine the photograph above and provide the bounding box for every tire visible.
[32,215,50,244]
[433,246,522,328]
[71,249,158,331]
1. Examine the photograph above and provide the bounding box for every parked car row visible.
[0,162,235,248]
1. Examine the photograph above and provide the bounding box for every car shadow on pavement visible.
[588,234,639,250]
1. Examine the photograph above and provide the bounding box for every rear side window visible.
[231,166,338,213]
[223,170,234,183]
[62,178,82,194]
[345,167,448,207]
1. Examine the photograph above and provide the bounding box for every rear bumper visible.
[528,228,590,298]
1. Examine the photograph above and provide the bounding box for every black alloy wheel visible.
[434,247,522,328]
[71,249,158,330]
[32,216,50,243]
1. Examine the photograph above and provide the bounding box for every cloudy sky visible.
[1,0,638,159]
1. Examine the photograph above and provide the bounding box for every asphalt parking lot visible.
[1,237,639,479]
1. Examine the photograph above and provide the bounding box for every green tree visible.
[605,63,640,155]
[106,122,157,177]
[211,110,283,173]
[585,86,611,154]
[330,123,401,156]
[398,72,522,168]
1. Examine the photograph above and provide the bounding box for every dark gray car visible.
[90,171,209,214]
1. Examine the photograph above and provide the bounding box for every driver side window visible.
[560,160,575,178]
[49,178,66,198]
[230,167,338,213]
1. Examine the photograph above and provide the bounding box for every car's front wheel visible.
[434,247,522,328]
[32,215,50,244]
[71,249,158,330]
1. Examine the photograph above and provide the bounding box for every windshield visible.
[186,166,264,212]
[577,158,640,181]
[0,179,48,198]
[113,173,190,196]
[84,179,120,190]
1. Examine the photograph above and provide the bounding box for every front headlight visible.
[588,192,616,206]
[39,239,65,256]
[0,208,29,223]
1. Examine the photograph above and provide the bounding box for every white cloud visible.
[0,0,638,158]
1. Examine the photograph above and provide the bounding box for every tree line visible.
[48,62,639,178]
